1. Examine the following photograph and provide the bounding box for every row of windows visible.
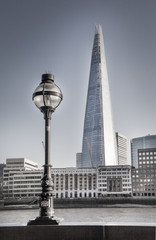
[99,168,129,172]
[4,189,40,193]
[13,181,40,184]
[98,173,129,176]
[139,157,156,160]
[14,176,41,180]
[55,186,96,190]
[14,185,41,188]
[139,152,156,156]
[132,179,153,182]
[139,165,156,169]
[55,192,96,198]
[6,162,24,165]
[98,189,131,192]
[133,193,155,196]
[133,169,156,173]
[55,187,96,191]
[55,180,96,184]
[132,175,156,179]
[139,160,156,163]
[133,188,155,192]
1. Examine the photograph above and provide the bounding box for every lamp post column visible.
[39,109,54,218]
[27,73,63,225]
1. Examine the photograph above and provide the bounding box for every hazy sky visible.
[0,0,156,168]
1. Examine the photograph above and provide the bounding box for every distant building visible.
[76,153,82,168]
[3,158,132,199]
[52,168,97,199]
[3,158,39,199]
[0,164,6,199]
[0,164,5,177]
[132,148,156,197]
[131,135,156,168]
[97,165,132,197]
[4,158,38,171]
[81,25,117,168]
[116,132,127,165]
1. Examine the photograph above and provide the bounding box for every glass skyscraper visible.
[81,25,117,168]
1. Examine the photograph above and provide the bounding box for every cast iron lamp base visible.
[28,216,62,225]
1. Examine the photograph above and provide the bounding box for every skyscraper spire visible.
[81,25,117,168]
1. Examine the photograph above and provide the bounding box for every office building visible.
[3,158,132,199]
[132,148,156,197]
[97,165,132,197]
[52,168,97,199]
[131,135,156,168]
[81,25,117,168]
[116,132,127,165]
[3,158,39,199]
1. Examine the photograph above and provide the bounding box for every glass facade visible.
[81,25,117,168]
[132,148,156,197]
[131,135,156,168]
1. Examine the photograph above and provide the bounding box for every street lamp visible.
[28,73,63,225]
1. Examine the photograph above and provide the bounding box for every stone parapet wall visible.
[0,225,155,240]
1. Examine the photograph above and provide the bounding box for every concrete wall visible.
[4,197,156,208]
[53,197,156,208]
[0,225,155,240]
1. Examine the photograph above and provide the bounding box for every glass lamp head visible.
[33,74,63,113]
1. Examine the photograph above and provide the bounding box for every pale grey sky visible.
[0,0,156,167]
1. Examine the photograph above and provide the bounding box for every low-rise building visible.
[3,158,39,199]
[3,158,132,199]
[97,165,132,197]
[52,168,97,198]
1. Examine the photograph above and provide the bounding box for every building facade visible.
[131,135,156,168]
[116,132,127,165]
[81,25,117,168]
[3,159,132,199]
[97,165,132,197]
[132,148,156,197]
[3,158,39,199]
[0,164,6,199]
[52,168,97,199]
[76,153,82,168]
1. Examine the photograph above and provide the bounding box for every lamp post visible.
[28,73,63,225]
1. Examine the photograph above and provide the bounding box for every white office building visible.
[3,158,40,199]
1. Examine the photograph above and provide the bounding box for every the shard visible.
[81,25,117,168]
